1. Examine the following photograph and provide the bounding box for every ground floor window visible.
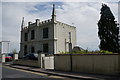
[24,45,27,55]
[31,46,35,53]
[43,43,48,53]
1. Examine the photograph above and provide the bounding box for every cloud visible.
[56,2,100,50]
[1,2,118,52]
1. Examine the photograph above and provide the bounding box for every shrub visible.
[59,50,113,54]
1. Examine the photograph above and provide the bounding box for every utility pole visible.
[69,32,72,71]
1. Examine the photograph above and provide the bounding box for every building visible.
[19,4,76,57]
[0,41,10,54]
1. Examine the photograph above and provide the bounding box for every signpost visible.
[0,41,10,54]
[0,41,10,63]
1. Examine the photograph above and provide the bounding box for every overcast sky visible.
[1,0,119,52]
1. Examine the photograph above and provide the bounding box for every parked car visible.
[23,53,38,60]
[5,56,12,62]
[8,53,14,58]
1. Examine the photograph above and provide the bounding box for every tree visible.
[98,4,120,53]
[12,49,17,54]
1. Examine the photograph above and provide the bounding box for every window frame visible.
[43,27,49,39]
[31,30,35,40]
[24,32,28,41]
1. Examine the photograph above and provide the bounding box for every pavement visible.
[3,63,120,80]
[0,63,2,80]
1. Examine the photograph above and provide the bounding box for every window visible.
[43,43,48,53]
[24,32,28,41]
[69,32,71,42]
[69,32,71,39]
[43,28,48,38]
[31,46,35,53]
[24,45,27,55]
[31,30,35,40]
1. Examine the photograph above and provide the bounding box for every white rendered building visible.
[19,4,76,57]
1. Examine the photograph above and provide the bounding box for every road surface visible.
[1,64,64,80]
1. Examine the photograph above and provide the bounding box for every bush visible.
[59,50,113,54]
[96,50,113,54]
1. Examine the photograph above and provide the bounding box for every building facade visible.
[19,4,76,57]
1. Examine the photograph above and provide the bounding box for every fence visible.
[13,53,54,69]
[13,53,120,75]
[54,54,120,75]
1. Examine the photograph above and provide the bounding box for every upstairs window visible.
[31,30,35,40]
[24,32,28,41]
[69,32,71,39]
[69,32,71,42]
[43,28,48,39]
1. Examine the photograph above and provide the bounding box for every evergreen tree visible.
[98,4,120,53]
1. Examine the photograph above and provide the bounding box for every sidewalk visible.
[4,64,120,80]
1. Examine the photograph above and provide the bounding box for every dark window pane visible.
[24,45,27,55]
[69,32,71,43]
[31,47,35,53]
[43,43,48,53]
[24,32,28,41]
[31,30,35,40]
[69,32,71,39]
[43,28,48,38]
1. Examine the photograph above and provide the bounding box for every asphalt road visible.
[1,65,63,80]
[2,66,47,78]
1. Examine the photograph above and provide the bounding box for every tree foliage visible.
[98,4,120,53]
[12,49,17,54]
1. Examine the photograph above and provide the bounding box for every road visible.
[2,66,48,78]
[1,64,64,80]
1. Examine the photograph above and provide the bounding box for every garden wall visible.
[44,56,54,69]
[13,59,39,67]
[54,54,120,75]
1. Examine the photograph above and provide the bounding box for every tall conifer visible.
[98,4,120,53]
